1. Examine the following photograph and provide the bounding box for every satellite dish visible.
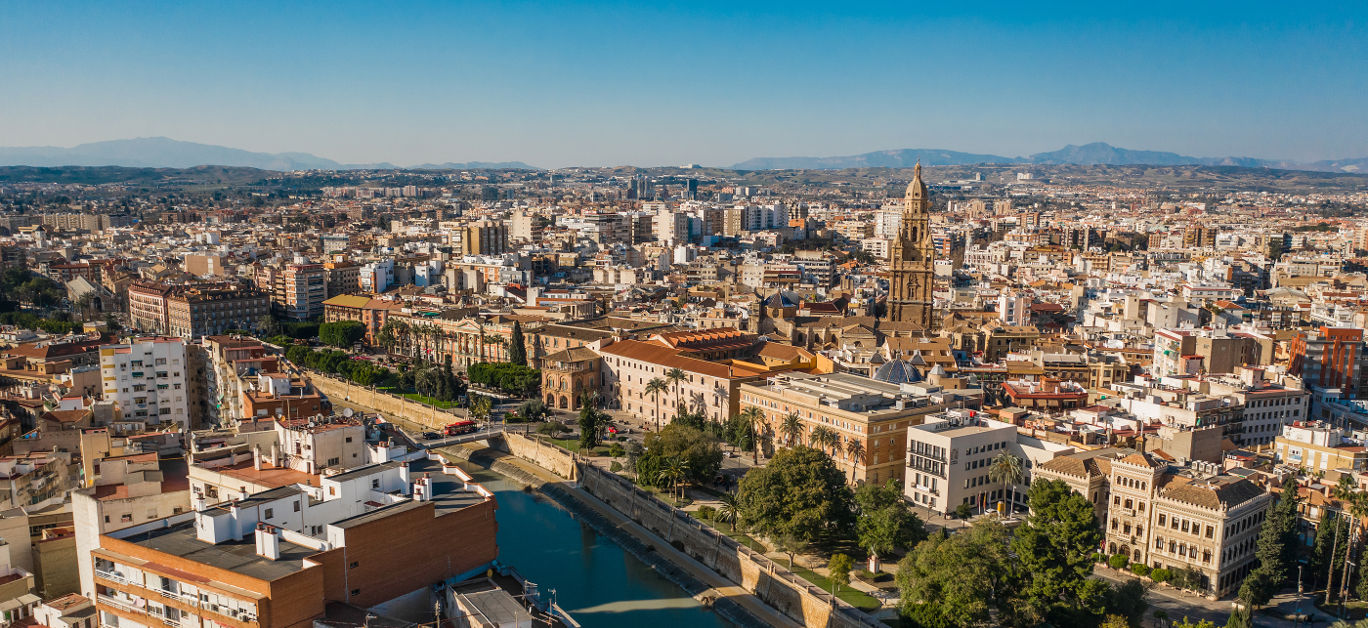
[342,407,354,418]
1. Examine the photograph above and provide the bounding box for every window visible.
[349,561,359,569]
[264,508,274,519]
[294,501,301,512]
[121,514,132,523]
[1158,514,1166,526]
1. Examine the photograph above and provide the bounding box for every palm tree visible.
[845,439,866,482]
[780,411,803,446]
[645,378,668,432]
[811,426,837,456]
[716,492,740,531]
[988,452,1025,515]
[665,367,687,418]
[663,458,689,502]
[738,406,765,464]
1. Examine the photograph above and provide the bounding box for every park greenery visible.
[0,268,66,310]
[467,361,541,396]
[634,423,723,492]
[895,479,1144,628]
[0,310,83,334]
[737,446,856,551]
[319,320,366,348]
[284,344,468,404]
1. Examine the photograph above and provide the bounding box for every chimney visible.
[414,473,432,502]
[252,445,262,471]
[193,494,207,511]
[270,441,280,467]
[229,501,244,541]
[255,523,281,560]
[399,464,412,491]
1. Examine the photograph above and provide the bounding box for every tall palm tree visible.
[780,411,803,447]
[663,458,689,502]
[716,492,740,531]
[665,367,687,418]
[811,426,836,456]
[738,406,765,464]
[845,439,866,482]
[988,452,1025,515]
[645,378,668,432]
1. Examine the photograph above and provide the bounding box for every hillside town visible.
[0,160,1367,628]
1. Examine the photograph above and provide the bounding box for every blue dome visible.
[873,359,922,385]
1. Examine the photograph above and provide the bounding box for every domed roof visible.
[873,358,922,385]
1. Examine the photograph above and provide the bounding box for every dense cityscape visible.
[4,2,1368,628]
[0,155,1364,628]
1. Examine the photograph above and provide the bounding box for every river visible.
[460,466,736,628]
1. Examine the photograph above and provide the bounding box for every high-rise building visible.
[100,337,191,430]
[884,163,935,331]
[459,220,509,255]
[1290,326,1368,394]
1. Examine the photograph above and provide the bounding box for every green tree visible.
[738,406,764,464]
[828,553,853,595]
[645,377,668,432]
[896,519,1018,627]
[469,395,493,423]
[578,390,605,450]
[1237,485,1299,607]
[665,367,687,418]
[780,411,804,446]
[737,446,855,547]
[1103,579,1149,628]
[855,479,926,568]
[508,320,527,366]
[988,452,1024,514]
[636,423,722,486]
[844,439,865,482]
[716,491,740,531]
[319,320,366,348]
[1011,479,1107,625]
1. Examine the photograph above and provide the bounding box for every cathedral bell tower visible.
[884,162,935,332]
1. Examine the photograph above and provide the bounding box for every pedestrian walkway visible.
[446,445,803,628]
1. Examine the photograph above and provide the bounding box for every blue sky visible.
[1,1,1364,167]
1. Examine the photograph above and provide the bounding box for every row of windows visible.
[1158,513,1216,539]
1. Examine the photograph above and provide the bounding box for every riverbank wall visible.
[486,433,881,628]
[308,369,457,429]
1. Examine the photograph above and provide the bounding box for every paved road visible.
[1094,567,1230,627]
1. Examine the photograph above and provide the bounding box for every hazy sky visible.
[1,1,1364,168]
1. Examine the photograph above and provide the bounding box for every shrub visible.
[953,503,974,519]
[609,461,623,473]
[537,422,565,435]
[1150,568,1172,583]
[1108,553,1129,570]
[697,505,717,520]
[608,443,625,458]
[1130,563,1151,577]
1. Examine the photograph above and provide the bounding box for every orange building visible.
[92,458,497,628]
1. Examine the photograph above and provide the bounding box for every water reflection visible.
[463,466,735,628]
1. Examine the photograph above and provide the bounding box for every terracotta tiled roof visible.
[599,340,758,379]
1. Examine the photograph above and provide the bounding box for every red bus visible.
[444,420,477,436]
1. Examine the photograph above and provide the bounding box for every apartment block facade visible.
[99,338,191,430]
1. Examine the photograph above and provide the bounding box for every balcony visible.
[96,594,140,614]
[95,569,130,585]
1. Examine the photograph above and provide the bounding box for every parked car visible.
[421,431,441,440]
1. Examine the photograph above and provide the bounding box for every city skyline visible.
[2,1,1365,168]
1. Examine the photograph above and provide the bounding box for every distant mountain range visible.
[0,137,539,171]
[733,142,1368,173]
[3,137,1364,174]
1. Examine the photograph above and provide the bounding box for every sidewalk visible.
[445,445,803,628]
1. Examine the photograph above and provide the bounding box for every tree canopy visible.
[855,479,926,559]
[635,423,722,487]
[319,320,366,348]
[1010,479,1108,625]
[737,445,854,545]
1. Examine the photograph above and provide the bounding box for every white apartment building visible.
[902,410,1039,519]
[99,337,191,430]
